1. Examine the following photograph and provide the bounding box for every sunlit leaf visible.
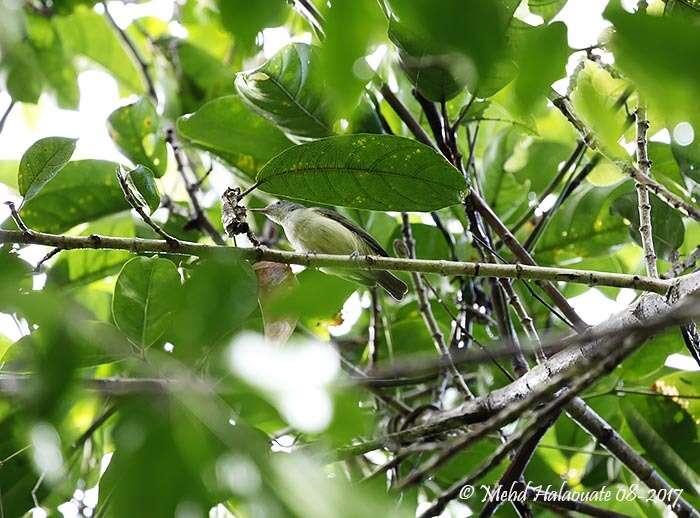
[18,136,76,199]
[107,98,167,177]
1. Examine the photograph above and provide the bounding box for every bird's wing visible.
[313,208,389,257]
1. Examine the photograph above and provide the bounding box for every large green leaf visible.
[256,134,466,211]
[107,98,167,177]
[113,256,182,348]
[169,257,258,357]
[176,95,293,178]
[528,0,567,22]
[18,160,129,233]
[611,191,685,262]
[18,136,76,199]
[54,5,145,93]
[620,395,700,495]
[4,42,45,104]
[215,0,287,52]
[605,2,700,130]
[672,139,700,183]
[235,43,382,142]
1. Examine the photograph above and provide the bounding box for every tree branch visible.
[0,229,672,294]
[634,103,658,277]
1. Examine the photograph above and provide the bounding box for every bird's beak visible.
[247,207,267,213]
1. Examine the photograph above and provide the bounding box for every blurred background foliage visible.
[0,0,700,516]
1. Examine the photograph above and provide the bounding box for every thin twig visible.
[117,170,179,246]
[0,100,15,136]
[634,101,658,277]
[101,1,157,102]
[4,201,30,234]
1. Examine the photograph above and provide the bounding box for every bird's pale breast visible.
[283,208,366,255]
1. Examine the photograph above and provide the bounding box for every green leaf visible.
[176,95,293,178]
[107,98,167,177]
[605,2,700,130]
[481,129,530,225]
[175,41,235,105]
[256,134,467,211]
[235,43,382,141]
[320,0,385,116]
[620,330,684,382]
[570,61,630,160]
[611,191,685,262]
[169,257,258,356]
[124,165,160,214]
[18,136,76,199]
[535,182,628,264]
[620,395,700,495]
[113,256,182,348]
[47,215,135,287]
[18,160,130,233]
[216,0,287,52]
[54,5,145,94]
[4,42,45,104]
[528,0,567,22]
[672,139,700,183]
[512,22,570,113]
[654,371,700,424]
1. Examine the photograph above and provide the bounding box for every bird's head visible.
[248,200,304,224]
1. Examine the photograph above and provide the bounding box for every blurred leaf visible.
[176,95,293,179]
[113,256,182,348]
[18,160,129,233]
[620,394,700,494]
[389,223,452,260]
[605,2,700,130]
[170,256,258,356]
[386,0,511,96]
[513,140,570,193]
[528,0,568,22]
[482,129,530,225]
[536,182,628,264]
[107,98,167,177]
[18,136,76,199]
[513,22,569,113]
[620,330,684,382]
[235,43,382,142]
[175,41,235,105]
[54,6,145,94]
[0,160,19,190]
[124,165,160,214]
[269,269,355,322]
[654,371,700,424]
[257,134,467,211]
[648,142,687,192]
[47,215,135,287]
[672,139,700,183]
[216,0,287,52]
[611,191,685,261]
[570,60,630,160]
[4,42,45,103]
[320,0,385,117]
[254,261,298,346]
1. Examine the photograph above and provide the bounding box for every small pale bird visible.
[250,201,408,300]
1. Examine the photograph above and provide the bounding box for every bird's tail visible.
[376,271,408,300]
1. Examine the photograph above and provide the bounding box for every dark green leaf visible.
[125,165,160,214]
[170,256,258,356]
[235,43,382,141]
[620,395,700,494]
[113,256,182,348]
[54,6,145,94]
[672,139,700,183]
[620,330,684,382]
[18,160,129,233]
[176,95,293,178]
[389,223,452,260]
[536,182,628,264]
[175,41,235,105]
[611,191,685,262]
[216,0,287,52]
[107,98,167,177]
[18,136,76,199]
[256,134,467,211]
